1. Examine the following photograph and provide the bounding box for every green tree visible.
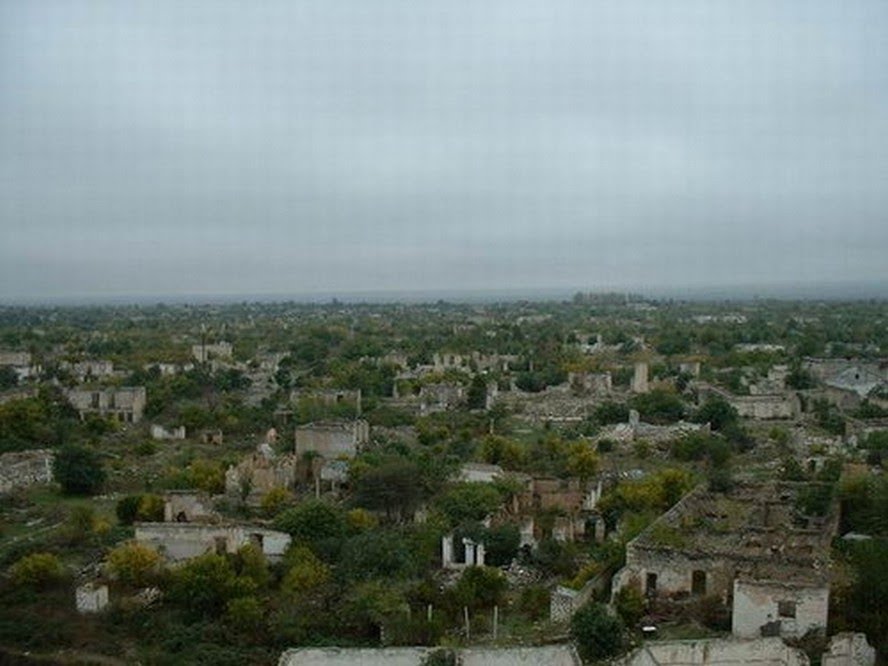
[53,444,106,495]
[167,552,255,617]
[274,500,346,559]
[571,602,625,663]
[614,586,645,627]
[630,389,686,424]
[352,460,423,521]
[466,375,488,410]
[594,402,629,425]
[281,545,330,596]
[693,397,738,431]
[451,566,507,610]
[435,483,504,527]
[339,530,419,582]
[482,523,521,566]
[567,442,600,483]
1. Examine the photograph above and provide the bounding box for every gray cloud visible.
[2,0,887,300]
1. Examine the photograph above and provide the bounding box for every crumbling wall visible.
[732,579,829,640]
[616,637,809,666]
[728,394,797,420]
[0,449,54,493]
[294,421,369,458]
[135,523,291,562]
[225,452,297,502]
[821,633,876,666]
[616,544,734,601]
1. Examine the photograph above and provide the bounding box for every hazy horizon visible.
[3,1,888,300]
[2,278,887,307]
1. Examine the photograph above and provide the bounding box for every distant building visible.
[192,341,233,363]
[294,420,369,459]
[65,386,147,424]
[135,522,291,562]
[0,351,40,381]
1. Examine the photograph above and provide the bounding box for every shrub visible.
[518,585,550,621]
[260,487,291,517]
[597,438,616,453]
[281,546,330,595]
[451,566,507,610]
[167,553,256,617]
[614,586,645,627]
[571,602,625,662]
[9,552,65,588]
[107,542,161,587]
[116,495,142,525]
[226,595,265,634]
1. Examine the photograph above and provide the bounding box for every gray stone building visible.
[65,386,147,424]
[294,420,370,459]
[612,482,836,640]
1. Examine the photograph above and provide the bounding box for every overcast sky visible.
[2,1,887,301]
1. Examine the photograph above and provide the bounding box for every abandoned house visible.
[191,341,233,363]
[698,384,798,420]
[419,382,465,415]
[64,386,147,424]
[0,350,40,381]
[612,481,836,640]
[0,449,54,494]
[458,462,504,484]
[567,371,613,395]
[225,442,297,503]
[290,388,363,416]
[598,409,710,446]
[162,491,219,523]
[61,359,115,381]
[134,522,291,562]
[294,419,370,459]
[823,366,887,410]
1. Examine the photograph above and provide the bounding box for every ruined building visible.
[612,482,836,640]
[65,386,147,424]
[294,420,370,459]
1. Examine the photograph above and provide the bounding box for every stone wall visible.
[550,569,610,622]
[0,449,54,493]
[821,633,876,666]
[225,450,297,502]
[613,545,734,601]
[65,386,147,423]
[135,523,291,562]
[75,583,109,614]
[163,492,218,523]
[732,579,829,640]
[729,394,797,420]
[294,420,369,458]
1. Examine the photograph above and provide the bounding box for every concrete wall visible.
[617,637,809,666]
[278,647,580,666]
[732,579,829,640]
[75,583,109,614]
